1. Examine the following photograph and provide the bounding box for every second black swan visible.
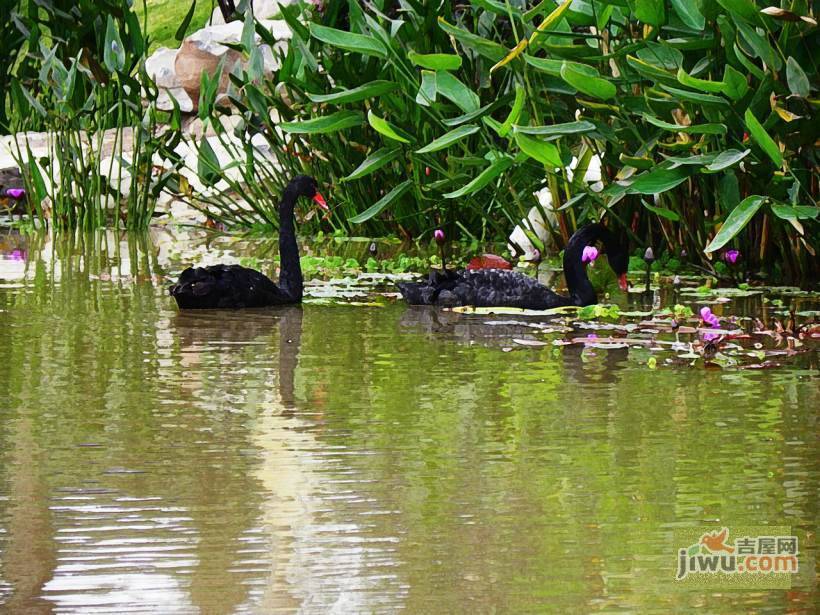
[397,223,629,309]
[169,175,326,309]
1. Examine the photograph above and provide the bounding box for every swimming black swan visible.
[397,223,629,309]
[169,175,327,309]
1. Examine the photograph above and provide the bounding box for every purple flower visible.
[9,249,25,261]
[724,249,740,265]
[433,229,445,244]
[581,246,598,264]
[587,332,598,339]
[703,332,719,342]
[700,306,720,328]
[6,188,25,200]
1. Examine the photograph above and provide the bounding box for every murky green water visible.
[0,232,817,613]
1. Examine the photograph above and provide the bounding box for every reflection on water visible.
[0,232,817,613]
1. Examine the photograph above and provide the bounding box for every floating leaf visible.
[704,195,766,253]
[416,125,480,153]
[348,180,413,223]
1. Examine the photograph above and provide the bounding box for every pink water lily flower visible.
[581,246,598,264]
[6,188,25,199]
[700,306,720,328]
[724,249,740,265]
[433,229,445,244]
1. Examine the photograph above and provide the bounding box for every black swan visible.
[397,223,629,309]
[169,175,327,309]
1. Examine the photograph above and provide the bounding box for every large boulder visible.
[145,47,194,113]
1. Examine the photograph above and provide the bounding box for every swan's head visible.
[606,240,629,291]
[288,175,328,212]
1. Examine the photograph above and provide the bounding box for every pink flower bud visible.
[581,246,598,264]
[434,229,445,244]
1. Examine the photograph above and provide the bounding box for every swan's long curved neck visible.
[562,224,610,305]
[278,186,302,300]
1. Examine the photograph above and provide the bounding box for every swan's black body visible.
[397,224,628,309]
[169,176,322,309]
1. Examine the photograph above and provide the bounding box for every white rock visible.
[145,46,194,112]
[210,0,297,25]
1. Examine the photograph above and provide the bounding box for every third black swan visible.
[397,223,629,309]
[169,175,326,309]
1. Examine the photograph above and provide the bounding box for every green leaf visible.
[514,131,563,167]
[734,18,781,71]
[659,84,730,106]
[676,67,725,93]
[785,57,810,98]
[416,125,480,153]
[744,109,782,167]
[716,0,760,23]
[560,62,616,100]
[103,16,125,73]
[529,0,574,47]
[435,71,480,113]
[437,17,506,61]
[408,51,462,70]
[704,195,766,253]
[643,114,727,135]
[705,149,751,172]
[523,55,565,77]
[722,65,749,101]
[642,198,681,221]
[306,81,398,104]
[280,111,363,134]
[309,23,386,58]
[499,85,526,137]
[175,1,198,42]
[416,70,437,106]
[367,110,411,143]
[513,121,596,136]
[348,180,413,223]
[670,0,704,29]
[444,155,513,198]
[628,167,690,194]
[630,0,666,27]
[626,55,677,84]
[241,8,255,52]
[197,138,220,187]
[342,147,402,182]
[770,203,819,221]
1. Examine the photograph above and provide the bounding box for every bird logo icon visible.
[700,528,735,553]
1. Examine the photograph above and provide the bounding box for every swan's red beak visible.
[618,273,628,292]
[313,192,328,211]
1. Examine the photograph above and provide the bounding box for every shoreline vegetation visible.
[0,1,817,284]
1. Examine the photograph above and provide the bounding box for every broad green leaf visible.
[408,51,462,70]
[367,110,411,143]
[643,114,727,135]
[560,62,616,100]
[676,67,725,93]
[785,57,810,98]
[103,16,125,73]
[719,172,740,210]
[241,9,255,53]
[513,121,596,136]
[306,81,398,104]
[628,167,690,194]
[670,0,704,29]
[416,125,480,153]
[770,203,819,221]
[281,111,363,134]
[416,70,437,106]
[491,39,529,73]
[626,55,677,83]
[437,17,505,61]
[704,195,766,253]
[309,23,386,58]
[197,138,221,187]
[435,71,480,113]
[349,180,413,223]
[523,55,564,77]
[722,65,749,100]
[482,115,504,136]
[744,109,782,167]
[734,18,781,71]
[716,0,760,23]
[642,198,681,221]
[342,147,401,182]
[659,84,730,106]
[705,149,751,171]
[444,155,513,198]
[499,86,525,137]
[664,153,720,166]
[630,0,666,26]
[514,131,562,167]
[529,0,573,46]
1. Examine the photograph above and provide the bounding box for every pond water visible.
[0,231,817,613]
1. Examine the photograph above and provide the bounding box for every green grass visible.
[136,0,215,52]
